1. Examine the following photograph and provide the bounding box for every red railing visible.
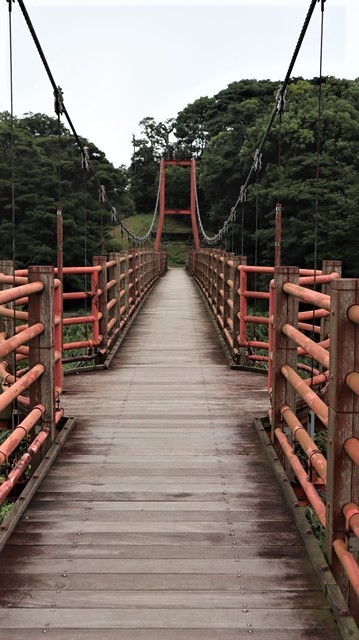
[0,265,61,505]
[189,249,359,622]
[0,250,166,508]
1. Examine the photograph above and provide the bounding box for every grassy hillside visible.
[109,213,194,267]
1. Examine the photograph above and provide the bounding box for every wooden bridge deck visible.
[0,269,341,639]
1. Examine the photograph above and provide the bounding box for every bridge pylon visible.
[154,158,200,251]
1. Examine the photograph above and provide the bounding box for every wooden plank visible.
[1,630,341,640]
[0,589,332,609]
[2,544,306,560]
[0,270,345,638]
[0,607,342,630]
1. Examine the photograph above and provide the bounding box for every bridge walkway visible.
[0,269,341,638]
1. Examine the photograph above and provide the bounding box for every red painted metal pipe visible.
[333,539,359,599]
[344,437,359,466]
[63,292,94,300]
[303,372,328,387]
[343,502,359,539]
[281,405,327,482]
[107,278,117,291]
[275,428,326,527]
[240,266,274,274]
[298,338,330,357]
[0,364,45,413]
[247,355,269,362]
[244,315,269,325]
[298,363,320,376]
[298,309,329,321]
[298,322,321,334]
[346,371,359,397]
[283,282,330,312]
[281,365,328,427]
[107,317,117,332]
[0,361,15,387]
[63,339,97,351]
[107,298,117,312]
[298,272,339,286]
[282,323,329,369]
[0,404,45,465]
[0,274,28,286]
[0,323,44,360]
[0,305,28,321]
[55,408,64,424]
[55,266,101,274]
[0,429,49,505]
[241,340,269,350]
[63,315,102,326]
[347,305,359,325]
[298,269,323,276]
[243,291,270,300]
[0,281,44,306]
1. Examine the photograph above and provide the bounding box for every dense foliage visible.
[129,77,359,275]
[1,77,358,274]
[0,111,133,268]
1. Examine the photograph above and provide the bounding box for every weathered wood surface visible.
[0,269,341,638]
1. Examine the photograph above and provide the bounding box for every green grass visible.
[107,213,194,267]
[0,501,12,524]
[304,505,326,552]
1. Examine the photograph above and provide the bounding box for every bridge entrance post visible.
[326,278,359,619]
[28,265,55,453]
[154,159,200,251]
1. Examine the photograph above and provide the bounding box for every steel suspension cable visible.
[310,0,326,388]
[15,0,159,245]
[197,0,320,247]
[314,0,325,278]
[7,0,20,429]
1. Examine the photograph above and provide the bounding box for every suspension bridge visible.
[1,0,359,638]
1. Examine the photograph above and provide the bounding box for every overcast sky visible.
[0,0,357,167]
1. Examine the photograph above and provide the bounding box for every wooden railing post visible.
[122,252,130,323]
[93,256,108,365]
[326,278,359,617]
[108,252,122,340]
[321,260,342,343]
[28,266,55,445]
[223,253,234,356]
[234,256,247,367]
[271,267,299,448]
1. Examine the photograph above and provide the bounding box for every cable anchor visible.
[276,84,286,115]
[99,184,106,203]
[253,149,262,172]
[54,86,65,116]
[239,186,247,203]
[81,146,90,171]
